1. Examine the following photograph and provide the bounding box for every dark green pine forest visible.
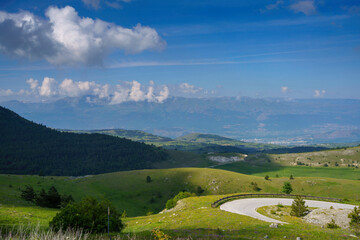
[0,106,168,176]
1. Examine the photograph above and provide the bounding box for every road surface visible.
[220,198,356,224]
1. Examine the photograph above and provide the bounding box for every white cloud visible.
[59,79,97,97]
[110,87,130,104]
[128,80,145,101]
[179,83,202,94]
[289,0,316,15]
[39,77,57,97]
[0,89,14,96]
[0,6,165,66]
[156,86,170,103]
[22,77,170,104]
[314,89,326,97]
[281,86,289,93]
[26,78,39,91]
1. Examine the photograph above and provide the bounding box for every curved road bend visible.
[220,198,356,224]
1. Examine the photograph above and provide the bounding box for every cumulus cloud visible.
[314,89,326,97]
[0,6,165,66]
[281,86,289,93]
[289,0,316,15]
[19,77,170,104]
[0,89,14,96]
[39,77,57,97]
[179,83,202,94]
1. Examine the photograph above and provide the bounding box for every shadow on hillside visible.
[213,154,287,175]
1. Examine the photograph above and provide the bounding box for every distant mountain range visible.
[1,96,360,145]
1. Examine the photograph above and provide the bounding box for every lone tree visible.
[50,197,123,233]
[20,185,36,202]
[146,176,152,183]
[290,196,308,217]
[282,182,293,194]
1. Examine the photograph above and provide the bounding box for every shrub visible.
[289,175,294,180]
[349,206,360,236]
[165,191,195,209]
[282,182,293,194]
[196,186,204,195]
[49,197,123,233]
[327,219,340,229]
[264,175,270,180]
[349,206,360,225]
[152,228,170,240]
[290,196,308,217]
[252,182,261,192]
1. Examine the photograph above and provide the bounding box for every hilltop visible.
[0,106,169,176]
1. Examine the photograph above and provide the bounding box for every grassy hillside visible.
[2,167,360,239]
[124,195,354,240]
[2,168,360,218]
[269,146,360,167]
[0,106,169,176]
[215,146,360,180]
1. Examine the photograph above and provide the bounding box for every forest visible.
[0,106,169,176]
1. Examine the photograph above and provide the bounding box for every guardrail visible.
[211,193,343,208]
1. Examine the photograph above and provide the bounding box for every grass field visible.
[123,195,356,239]
[215,161,360,180]
[1,167,360,239]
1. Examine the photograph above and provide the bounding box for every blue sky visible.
[0,0,359,102]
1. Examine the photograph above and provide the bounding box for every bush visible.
[165,191,195,209]
[264,175,270,180]
[251,182,261,192]
[196,186,204,195]
[349,206,360,225]
[290,196,308,217]
[327,219,340,229]
[50,197,123,233]
[289,174,294,180]
[282,182,293,194]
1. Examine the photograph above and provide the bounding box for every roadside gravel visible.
[220,198,356,224]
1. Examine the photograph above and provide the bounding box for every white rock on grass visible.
[304,208,353,229]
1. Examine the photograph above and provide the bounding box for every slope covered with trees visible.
[0,106,168,176]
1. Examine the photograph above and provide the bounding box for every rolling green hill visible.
[215,146,360,180]
[2,167,360,238]
[2,168,360,218]
[0,106,169,176]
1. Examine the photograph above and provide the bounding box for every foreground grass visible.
[124,195,356,239]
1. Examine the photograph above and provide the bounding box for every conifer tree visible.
[290,196,308,217]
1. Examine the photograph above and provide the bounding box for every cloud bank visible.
[0,6,165,66]
[12,78,170,104]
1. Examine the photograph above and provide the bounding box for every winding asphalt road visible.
[220,198,356,224]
